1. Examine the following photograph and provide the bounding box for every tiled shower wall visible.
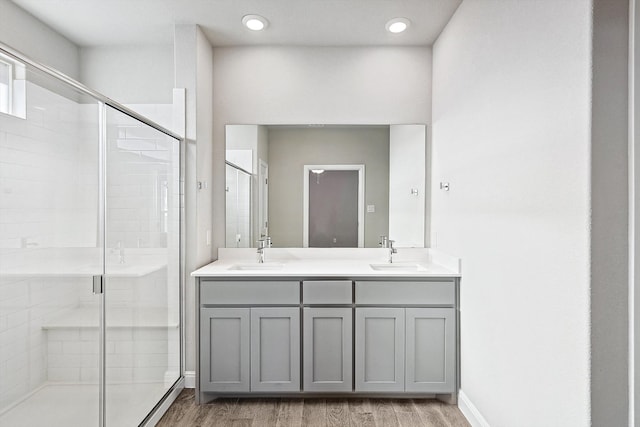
[0,82,98,412]
[106,104,175,252]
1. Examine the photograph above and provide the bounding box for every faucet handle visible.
[389,240,397,253]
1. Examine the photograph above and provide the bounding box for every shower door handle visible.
[93,275,104,294]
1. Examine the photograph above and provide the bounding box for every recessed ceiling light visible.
[242,14,268,31]
[386,18,410,34]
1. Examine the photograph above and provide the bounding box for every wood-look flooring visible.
[156,390,471,427]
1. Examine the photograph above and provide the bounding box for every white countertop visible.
[191,248,461,278]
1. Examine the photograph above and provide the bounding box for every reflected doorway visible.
[303,164,364,248]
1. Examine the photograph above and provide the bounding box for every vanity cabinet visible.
[196,276,459,400]
[355,307,405,391]
[200,308,250,392]
[354,281,457,394]
[405,307,455,392]
[302,280,353,392]
[198,281,300,393]
[303,307,352,392]
[250,308,300,392]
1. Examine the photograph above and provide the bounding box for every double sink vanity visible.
[192,247,461,404]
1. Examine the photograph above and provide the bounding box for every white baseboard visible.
[184,370,195,388]
[458,390,491,427]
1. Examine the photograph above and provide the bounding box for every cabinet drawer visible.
[355,281,454,305]
[200,281,300,305]
[303,280,352,304]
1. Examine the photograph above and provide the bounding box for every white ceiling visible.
[11,0,462,47]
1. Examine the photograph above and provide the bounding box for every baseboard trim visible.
[184,370,195,388]
[458,390,491,427]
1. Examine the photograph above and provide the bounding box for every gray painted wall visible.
[268,126,389,248]
[591,0,629,424]
[633,1,640,422]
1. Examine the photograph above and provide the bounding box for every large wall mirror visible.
[225,124,427,249]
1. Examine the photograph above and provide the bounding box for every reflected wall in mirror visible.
[225,124,426,248]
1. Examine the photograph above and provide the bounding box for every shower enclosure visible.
[0,44,183,426]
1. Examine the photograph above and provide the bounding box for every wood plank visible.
[275,399,304,427]
[326,399,350,427]
[156,390,194,426]
[157,393,471,427]
[181,402,215,426]
[391,399,423,427]
[233,397,258,420]
[435,402,471,427]
[204,398,240,426]
[370,398,400,427]
[348,399,376,427]
[225,419,253,427]
[412,399,450,427]
[251,399,279,426]
[302,398,327,427]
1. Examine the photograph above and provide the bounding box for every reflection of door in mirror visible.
[258,160,269,239]
[303,165,365,248]
[225,163,252,248]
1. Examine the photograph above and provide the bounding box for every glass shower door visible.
[0,62,102,426]
[103,106,180,426]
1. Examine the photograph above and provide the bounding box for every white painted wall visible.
[79,45,174,104]
[431,1,592,426]
[226,124,258,172]
[0,0,79,79]
[174,24,214,373]
[212,46,431,126]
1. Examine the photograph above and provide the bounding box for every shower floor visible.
[0,382,169,427]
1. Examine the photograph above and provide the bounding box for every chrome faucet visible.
[112,241,125,264]
[379,236,397,263]
[257,239,267,263]
[257,236,272,263]
[21,237,38,248]
[388,240,397,263]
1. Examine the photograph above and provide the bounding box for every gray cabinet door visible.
[250,307,301,392]
[405,308,456,393]
[355,307,405,392]
[200,308,250,392]
[303,308,353,392]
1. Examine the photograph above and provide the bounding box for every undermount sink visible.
[369,263,426,271]
[228,263,284,271]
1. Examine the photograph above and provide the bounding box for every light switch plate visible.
[367,204,375,213]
